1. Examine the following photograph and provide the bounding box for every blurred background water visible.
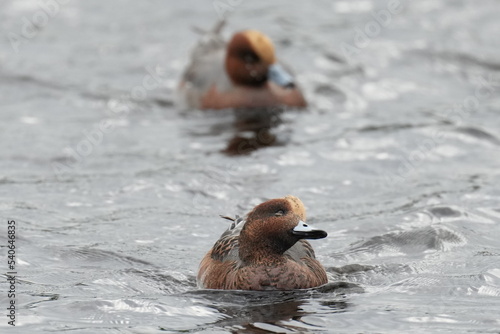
[1,0,500,333]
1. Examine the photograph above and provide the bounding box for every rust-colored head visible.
[239,195,327,263]
[225,30,278,87]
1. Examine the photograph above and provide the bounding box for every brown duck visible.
[197,196,328,290]
[177,21,307,110]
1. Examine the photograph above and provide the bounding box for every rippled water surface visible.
[1,0,500,333]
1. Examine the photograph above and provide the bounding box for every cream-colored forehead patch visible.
[284,195,306,220]
[242,30,276,65]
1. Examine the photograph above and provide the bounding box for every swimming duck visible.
[177,21,307,110]
[197,195,328,290]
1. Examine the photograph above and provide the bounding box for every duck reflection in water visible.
[223,107,285,155]
[188,285,352,333]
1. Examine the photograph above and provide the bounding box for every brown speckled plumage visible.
[197,196,328,290]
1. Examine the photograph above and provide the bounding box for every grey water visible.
[1,0,500,333]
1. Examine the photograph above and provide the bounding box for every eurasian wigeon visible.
[197,195,328,290]
[177,21,307,110]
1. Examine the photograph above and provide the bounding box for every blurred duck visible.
[177,21,307,110]
[197,195,327,290]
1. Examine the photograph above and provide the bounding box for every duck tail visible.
[191,19,226,35]
[219,214,243,229]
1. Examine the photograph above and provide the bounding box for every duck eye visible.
[241,51,259,64]
[275,210,285,216]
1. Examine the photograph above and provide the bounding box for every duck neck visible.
[239,237,291,265]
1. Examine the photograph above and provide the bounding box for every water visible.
[1,0,500,332]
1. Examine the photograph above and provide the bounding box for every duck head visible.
[239,195,327,263]
[225,30,296,88]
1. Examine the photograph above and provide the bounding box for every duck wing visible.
[181,20,230,91]
[210,215,245,262]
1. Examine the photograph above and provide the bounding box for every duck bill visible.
[268,63,295,88]
[292,221,327,239]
